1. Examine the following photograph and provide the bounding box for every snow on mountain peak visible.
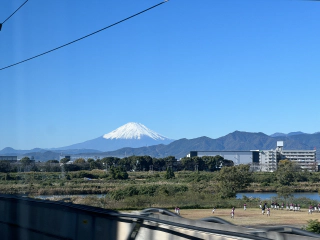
[103,122,169,140]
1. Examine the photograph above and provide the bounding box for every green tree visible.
[165,167,175,179]
[133,156,153,171]
[64,164,81,172]
[276,160,300,185]
[94,159,103,169]
[215,164,252,199]
[152,158,166,171]
[203,155,225,171]
[109,166,128,180]
[87,158,95,163]
[45,160,61,172]
[74,158,86,164]
[118,157,133,171]
[277,186,294,201]
[87,158,95,170]
[47,160,59,164]
[180,157,195,171]
[20,157,31,168]
[102,157,121,169]
[0,161,11,173]
[60,158,70,164]
[192,157,205,171]
[164,156,177,168]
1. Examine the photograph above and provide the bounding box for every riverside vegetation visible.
[0,156,320,211]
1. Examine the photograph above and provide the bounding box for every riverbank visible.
[177,208,320,228]
[1,170,320,211]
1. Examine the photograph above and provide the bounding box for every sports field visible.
[179,208,320,228]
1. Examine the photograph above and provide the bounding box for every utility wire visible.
[0,1,167,71]
[1,0,29,30]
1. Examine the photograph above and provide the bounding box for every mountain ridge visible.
[51,122,174,152]
[1,128,320,161]
[70,131,316,159]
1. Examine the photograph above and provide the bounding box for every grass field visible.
[177,208,320,228]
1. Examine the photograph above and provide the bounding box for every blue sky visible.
[1,0,319,150]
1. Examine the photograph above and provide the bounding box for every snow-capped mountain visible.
[55,122,174,152]
[103,122,167,140]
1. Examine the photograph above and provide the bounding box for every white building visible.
[188,141,317,172]
[280,150,317,171]
[259,150,280,172]
[260,141,317,172]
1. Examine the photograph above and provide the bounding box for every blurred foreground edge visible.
[0,194,319,240]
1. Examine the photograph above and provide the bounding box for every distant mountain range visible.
[1,124,319,161]
[51,122,174,152]
[83,131,317,159]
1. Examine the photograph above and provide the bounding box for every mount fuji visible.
[55,122,174,152]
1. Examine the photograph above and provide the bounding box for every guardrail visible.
[0,194,319,240]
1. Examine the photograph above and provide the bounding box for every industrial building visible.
[0,156,18,163]
[187,150,259,165]
[188,141,317,172]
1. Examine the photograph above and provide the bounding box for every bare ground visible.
[178,208,320,228]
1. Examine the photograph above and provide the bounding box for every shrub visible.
[109,166,128,180]
[304,219,320,234]
[165,167,175,179]
[69,171,94,179]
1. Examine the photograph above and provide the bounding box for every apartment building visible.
[188,141,317,172]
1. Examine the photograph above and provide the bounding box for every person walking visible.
[309,205,313,214]
[262,204,265,215]
[212,207,215,214]
[244,203,247,211]
[267,207,270,217]
[231,207,235,219]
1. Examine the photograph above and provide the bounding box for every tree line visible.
[0,155,234,173]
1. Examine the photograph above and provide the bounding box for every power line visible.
[1,0,29,31]
[0,1,168,71]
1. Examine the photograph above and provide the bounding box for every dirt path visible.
[179,208,320,228]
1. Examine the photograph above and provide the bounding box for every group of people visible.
[308,204,320,214]
[209,201,320,219]
[260,201,286,211]
[233,204,271,218]
[260,201,320,214]
[287,203,301,211]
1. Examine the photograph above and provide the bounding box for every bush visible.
[69,171,94,179]
[304,219,320,234]
[64,164,81,172]
[109,166,128,180]
[165,167,175,179]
